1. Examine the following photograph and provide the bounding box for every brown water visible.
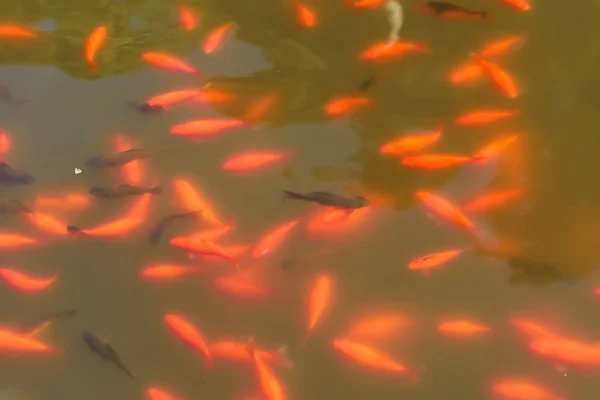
[1,0,600,399]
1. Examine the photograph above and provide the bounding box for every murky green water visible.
[1,0,600,399]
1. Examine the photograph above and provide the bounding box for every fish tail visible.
[66,225,82,236]
[149,186,163,194]
[283,190,306,200]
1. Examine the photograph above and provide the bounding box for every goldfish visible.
[147,387,179,400]
[333,338,418,379]
[164,313,212,368]
[415,191,478,235]
[530,336,600,367]
[438,319,491,336]
[0,130,10,153]
[140,264,205,280]
[380,123,442,155]
[209,340,290,367]
[348,312,410,341]
[473,134,518,160]
[401,154,481,170]
[295,3,317,28]
[0,25,38,39]
[0,268,56,292]
[480,35,526,58]
[251,220,299,258]
[454,109,519,126]
[82,331,137,378]
[463,189,522,213]
[247,338,288,400]
[145,89,203,109]
[142,52,198,75]
[448,61,483,85]
[85,26,107,68]
[173,179,224,226]
[67,218,144,239]
[408,248,467,273]
[324,96,372,116]
[223,151,289,172]
[415,1,488,19]
[149,210,202,245]
[0,162,34,184]
[178,5,197,31]
[360,41,429,60]
[24,212,69,236]
[472,55,519,98]
[492,379,563,400]
[306,274,332,339]
[284,190,369,209]
[348,0,386,7]
[499,0,531,11]
[170,118,247,139]
[88,184,162,199]
[19,308,78,337]
[0,233,38,248]
[213,275,270,299]
[244,92,280,122]
[0,329,57,354]
[171,237,238,266]
[203,22,233,54]
[510,318,560,341]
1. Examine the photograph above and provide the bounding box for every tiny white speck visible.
[74,168,82,175]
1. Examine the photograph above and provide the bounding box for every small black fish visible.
[88,184,162,199]
[86,148,162,168]
[0,85,29,108]
[82,331,137,379]
[0,162,34,184]
[130,102,165,115]
[359,75,377,91]
[0,198,30,214]
[149,210,202,246]
[416,1,488,19]
[283,190,369,209]
[20,308,78,335]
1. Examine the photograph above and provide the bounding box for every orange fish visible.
[438,319,491,336]
[448,61,483,85]
[244,92,280,122]
[306,274,332,339]
[146,89,203,109]
[415,1,487,19]
[348,0,386,8]
[499,0,531,11]
[324,96,372,117]
[85,26,107,68]
[492,379,563,400]
[164,313,212,368]
[530,336,600,367]
[348,312,410,341]
[402,154,481,170]
[140,264,205,280]
[360,41,429,60]
[252,220,299,258]
[203,22,233,54]
[454,109,519,126]
[34,193,90,212]
[223,151,289,173]
[173,179,224,226]
[333,338,419,379]
[510,318,560,342]
[142,52,198,75]
[170,118,247,140]
[480,35,526,58]
[295,3,317,28]
[213,275,270,299]
[171,238,238,266]
[473,55,519,99]
[408,248,467,274]
[147,387,179,400]
[380,123,442,155]
[463,189,522,213]
[473,134,518,161]
[0,25,38,39]
[183,225,232,242]
[0,233,38,248]
[0,268,56,292]
[209,340,290,367]
[24,212,69,236]
[112,135,144,185]
[178,5,197,31]
[0,329,58,354]
[67,218,143,239]
[595,287,600,297]
[0,130,10,153]
[126,192,152,220]
[415,191,478,235]
[247,339,288,400]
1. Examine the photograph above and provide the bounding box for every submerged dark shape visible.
[130,101,165,115]
[0,85,29,108]
[0,163,34,184]
[507,256,568,284]
[358,75,377,92]
[0,199,31,214]
[86,148,161,168]
[149,210,202,246]
[81,331,137,379]
[20,308,78,334]
[88,184,162,199]
[417,1,488,19]
[283,190,369,209]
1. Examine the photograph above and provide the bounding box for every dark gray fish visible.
[0,85,29,108]
[419,1,488,19]
[507,256,567,284]
[88,184,162,199]
[0,199,31,214]
[359,75,377,91]
[0,163,34,184]
[86,148,162,168]
[149,210,202,246]
[283,190,369,209]
[130,102,165,115]
[20,308,78,334]
[81,331,137,379]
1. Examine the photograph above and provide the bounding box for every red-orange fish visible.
[0,233,38,249]
[203,22,233,54]
[140,264,205,280]
[146,89,203,109]
[252,220,299,258]
[455,109,519,126]
[463,189,522,213]
[67,218,143,239]
[173,178,224,226]
[170,118,247,140]
[209,339,290,367]
[24,212,69,236]
[0,329,58,354]
[247,339,288,400]
[530,336,600,367]
[415,191,478,235]
[85,26,107,68]
[380,123,443,156]
[438,319,491,337]
[142,52,198,75]
[213,275,270,299]
[171,237,238,266]
[408,248,467,274]
[244,92,280,122]
[402,154,481,170]
[360,41,429,60]
[499,0,531,11]
[492,379,563,400]
[0,25,38,39]
[473,134,518,160]
[0,268,56,292]
[324,96,372,117]
[480,35,526,58]
[347,312,411,341]
[112,135,144,185]
[223,151,289,173]
[178,5,197,31]
[472,55,519,99]
[306,274,332,339]
[348,0,386,8]
[295,3,317,27]
[0,130,9,154]
[164,313,212,368]
[448,61,483,85]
